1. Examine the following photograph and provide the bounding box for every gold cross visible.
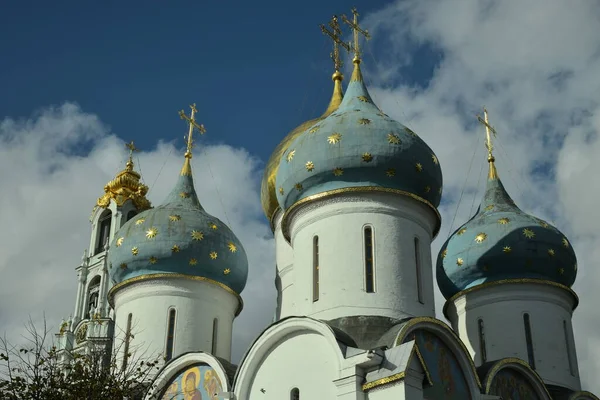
[320,15,351,72]
[341,8,371,60]
[477,107,497,158]
[179,103,206,154]
[125,141,139,160]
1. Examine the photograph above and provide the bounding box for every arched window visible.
[122,313,133,371]
[87,276,101,317]
[564,320,575,376]
[478,318,487,363]
[414,237,423,304]
[313,236,319,302]
[165,308,176,361]
[364,226,375,293]
[95,210,112,254]
[523,313,535,369]
[290,388,300,400]
[211,318,218,355]
[126,210,137,222]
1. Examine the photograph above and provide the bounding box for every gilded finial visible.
[341,8,370,64]
[320,15,351,74]
[178,103,206,176]
[124,141,139,171]
[476,107,498,179]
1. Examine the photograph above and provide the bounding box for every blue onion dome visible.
[261,71,344,226]
[275,57,443,228]
[108,117,248,294]
[436,156,577,300]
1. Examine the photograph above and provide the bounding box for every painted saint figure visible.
[203,369,223,400]
[183,371,202,400]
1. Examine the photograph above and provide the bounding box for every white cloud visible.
[0,103,275,361]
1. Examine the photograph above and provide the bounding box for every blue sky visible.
[1,1,438,163]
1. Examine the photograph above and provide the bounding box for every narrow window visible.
[211,318,218,355]
[414,237,424,304]
[364,226,375,293]
[86,276,101,317]
[96,211,112,254]
[564,320,575,376]
[291,388,300,400]
[122,313,133,371]
[313,236,319,302]
[478,318,487,363]
[523,313,535,369]
[165,308,176,361]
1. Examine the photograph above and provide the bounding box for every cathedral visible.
[53,8,599,400]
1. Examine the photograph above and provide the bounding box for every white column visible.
[73,250,88,325]
[97,240,110,317]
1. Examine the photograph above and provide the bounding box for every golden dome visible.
[261,71,344,226]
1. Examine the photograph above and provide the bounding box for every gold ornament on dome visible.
[189,258,198,266]
[386,168,396,177]
[485,204,494,211]
[328,133,342,144]
[191,230,204,241]
[523,228,535,239]
[415,163,423,172]
[357,95,369,102]
[95,141,151,211]
[131,247,139,256]
[503,246,512,253]
[404,127,416,136]
[146,227,158,239]
[228,242,237,253]
[431,154,438,165]
[209,222,218,230]
[305,161,315,171]
[457,228,467,236]
[224,268,231,275]
[537,219,549,228]
[358,118,371,125]
[362,153,373,162]
[333,167,344,176]
[295,183,303,191]
[120,263,127,269]
[475,233,487,243]
[558,267,565,275]
[387,133,401,144]
[116,237,124,247]
[149,256,158,264]
[286,149,295,162]
[169,215,181,222]
[562,237,569,248]
[278,187,284,195]
[498,217,510,225]
[424,186,431,193]
[309,125,320,134]
[377,110,387,117]
[548,248,555,257]
[135,218,145,225]
[210,251,218,260]
[441,249,447,259]
[171,245,180,253]
[179,192,189,198]
[456,258,464,266]
[438,187,442,194]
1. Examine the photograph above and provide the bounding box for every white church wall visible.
[273,209,296,319]
[446,283,581,391]
[112,277,239,365]
[284,192,438,321]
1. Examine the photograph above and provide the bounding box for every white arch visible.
[482,358,551,399]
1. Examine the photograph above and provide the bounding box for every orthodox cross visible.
[341,8,370,60]
[476,108,497,159]
[179,103,206,155]
[125,141,139,160]
[320,15,351,72]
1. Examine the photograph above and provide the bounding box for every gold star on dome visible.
[328,133,342,144]
[131,247,139,256]
[333,167,344,176]
[223,268,231,275]
[415,163,423,172]
[562,237,569,248]
[548,248,555,257]
[457,227,467,236]
[523,228,535,239]
[179,192,189,198]
[146,227,158,239]
[485,204,494,211]
[171,245,180,253]
[286,149,295,162]
[441,249,447,259]
[209,222,218,230]
[189,258,197,266]
[305,161,314,171]
[278,187,284,195]
[295,183,303,191]
[432,154,438,165]
[120,263,127,269]
[116,237,124,247]
[503,246,512,253]
[149,256,158,264]
[386,168,396,177]
[191,230,204,241]
[475,233,487,243]
[169,215,181,222]
[456,258,464,266]
[135,218,145,225]
[358,118,371,125]
[210,251,218,260]
[228,242,237,253]
[537,219,549,228]
[558,267,565,275]
[362,152,373,162]
[377,110,387,117]
[309,125,320,134]
[357,95,369,102]
[404,127,416,136]
[387,133,401,144]
[424,186,431,193]
[498,217,510,225]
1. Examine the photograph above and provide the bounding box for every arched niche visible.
[94,209,112,255]
[86,275,101,317]
[395,316,481,399]
[483,358,551,399]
